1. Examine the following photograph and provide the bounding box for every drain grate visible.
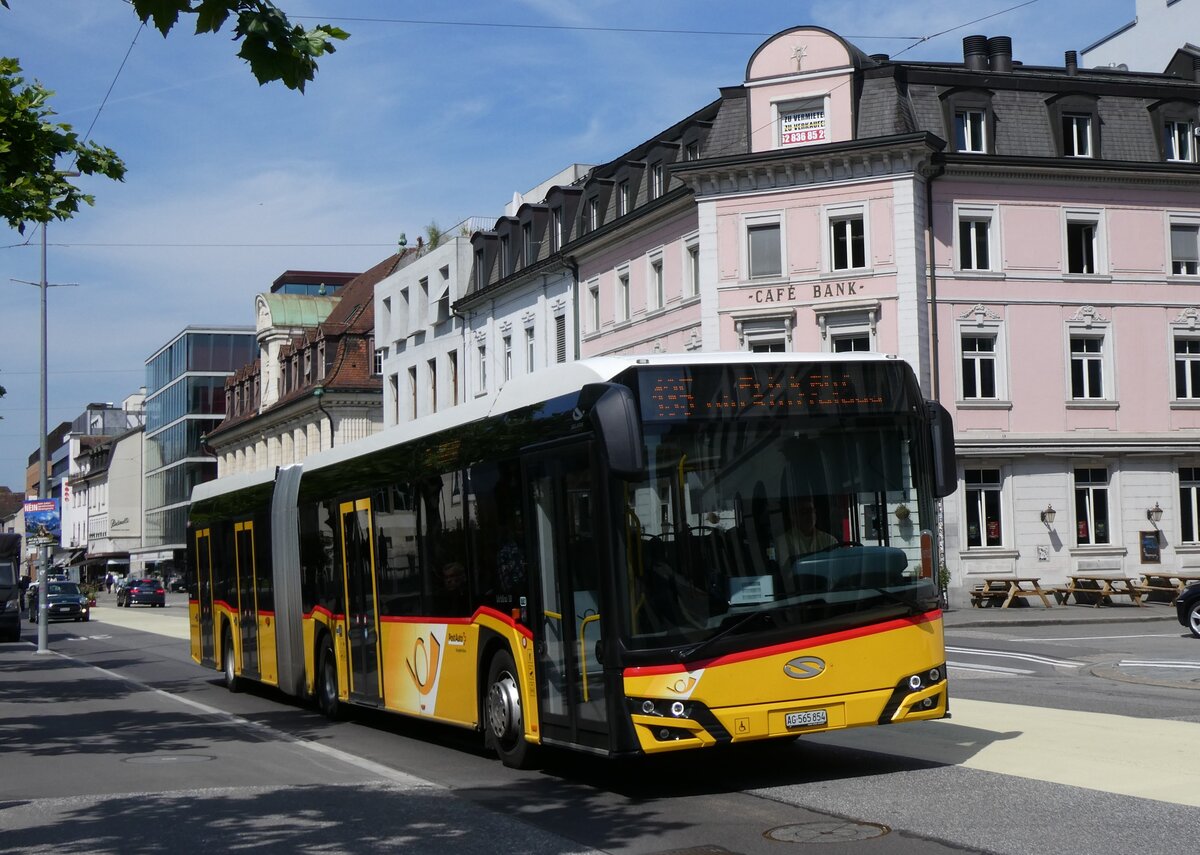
[765,820,890,843]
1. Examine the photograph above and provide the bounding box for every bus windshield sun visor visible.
[579,382,645,480]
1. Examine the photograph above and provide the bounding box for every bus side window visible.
[468,459,527,611]
[375,484,421,616]
[419,471,471,616]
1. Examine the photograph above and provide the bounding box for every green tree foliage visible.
[130,1,348,92]
[0,58,126,233]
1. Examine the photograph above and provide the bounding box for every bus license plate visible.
[786,709,827,729]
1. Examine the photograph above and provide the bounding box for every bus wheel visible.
[317,635,343,721]
[223,628,242,693]
[485,649,533,769]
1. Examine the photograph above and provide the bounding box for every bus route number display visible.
[641,366,887,420]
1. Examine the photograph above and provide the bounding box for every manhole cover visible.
[766,820,889,843]
[124,754,216,765]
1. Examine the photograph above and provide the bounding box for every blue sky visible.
[0,0,1139,491]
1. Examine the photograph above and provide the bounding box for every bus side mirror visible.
[580,383,645,480]
[927,400,957,498]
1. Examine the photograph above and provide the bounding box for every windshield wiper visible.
[672,608,775,663]
[867,585,935,615]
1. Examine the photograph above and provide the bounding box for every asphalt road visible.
[2,597,1197,855]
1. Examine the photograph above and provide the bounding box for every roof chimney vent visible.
[987,36,1013,72]
[1065,50,1078,76]
[963,35,988,71]
[869,53,890,62]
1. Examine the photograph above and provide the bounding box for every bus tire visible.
[485,649,534,769]
[223,627,242,693]
[317,634,343,721]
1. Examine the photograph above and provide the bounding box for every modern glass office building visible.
[131,326,255,576]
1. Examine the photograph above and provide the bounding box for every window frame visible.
[958,323,1008,403]
[963,467,1004,548]
[955,204,998,273]
[587,279,601,333]
[616,266,631,322]
[1073,466,1111,546]
[825,204,868,273]
[1047,93,1101,159]
[954,108,988,154]
[1179,465,1200,544]
[1169,217,1200,276]
[745,215,784,280]
[648,250,665,311]
[684,234,701,300]
[1063,208,1105,276]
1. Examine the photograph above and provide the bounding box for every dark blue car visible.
[1176,581,1200,638]
[30,581,91,623]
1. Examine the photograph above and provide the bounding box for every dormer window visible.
[1047,93,1100,159]
[1062,113,1093,157]
[617,180,630,216]
[650,163,664,199]
[550,207,562,251]
[522,222,533,264]
[587,197,601,231]
[940,89,994,155]
[1165,121,1196,162]
[1149,100,1199,163]
[954,109,987,153]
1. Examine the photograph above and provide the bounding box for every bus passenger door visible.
[524,442,609,750]
[233,521,260,681]
[339,498,383,705]
[194,527,214,667]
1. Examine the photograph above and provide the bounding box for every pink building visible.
[459,27,1200,602]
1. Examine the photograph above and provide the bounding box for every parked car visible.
[117,578,166,608]
[1176,581,1200,638]
[29,581,91,623]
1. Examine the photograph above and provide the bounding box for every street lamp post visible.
[36,219,50,654]
[11,221,79,654]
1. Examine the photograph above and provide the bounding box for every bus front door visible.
[339,499,383,705]
[524,442,610,752]
[194,527,214,667]
[233,521,260,681]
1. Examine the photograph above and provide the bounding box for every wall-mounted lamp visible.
[1147,502,1164,524]
[1040,504,1056,525]
[894,503,910,520]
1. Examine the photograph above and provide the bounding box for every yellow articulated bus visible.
[188,353,957,768]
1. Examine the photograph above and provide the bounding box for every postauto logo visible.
[783,655,826,679]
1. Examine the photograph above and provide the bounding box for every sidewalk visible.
[942,598,1180,629]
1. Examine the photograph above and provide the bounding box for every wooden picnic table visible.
[970,576,1054,609]
[1061,574,1143,607]
[1136,572,1200,603]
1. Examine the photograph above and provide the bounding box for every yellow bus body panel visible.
[189,600,201,664]
[257,613,279,686]
[623,613,947,755]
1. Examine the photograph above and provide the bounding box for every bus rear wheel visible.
[317,635,343,720]
[485,649,534,769]
[223,628,242,693]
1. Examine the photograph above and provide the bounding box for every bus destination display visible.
[639,364,899,421]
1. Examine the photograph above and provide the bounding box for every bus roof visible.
[191,351,907,504]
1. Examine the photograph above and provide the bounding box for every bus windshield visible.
[620,413,935,653]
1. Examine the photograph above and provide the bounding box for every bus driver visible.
[775,498,837,563]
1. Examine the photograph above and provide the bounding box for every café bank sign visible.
[751,280,860,304]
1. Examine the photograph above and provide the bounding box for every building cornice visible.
[955,433,1200,456]
[673,132,944,198]
[939,154,1200,188]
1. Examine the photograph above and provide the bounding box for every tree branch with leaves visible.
[130,0,348,92]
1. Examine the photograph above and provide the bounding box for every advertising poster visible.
[24,499,61,548]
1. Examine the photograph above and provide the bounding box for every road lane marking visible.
[1117,660,1200,669]
[945,645,1084,668]
[57,651,437,790]
[948,663,1031,675]
[810,698,1200,807]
